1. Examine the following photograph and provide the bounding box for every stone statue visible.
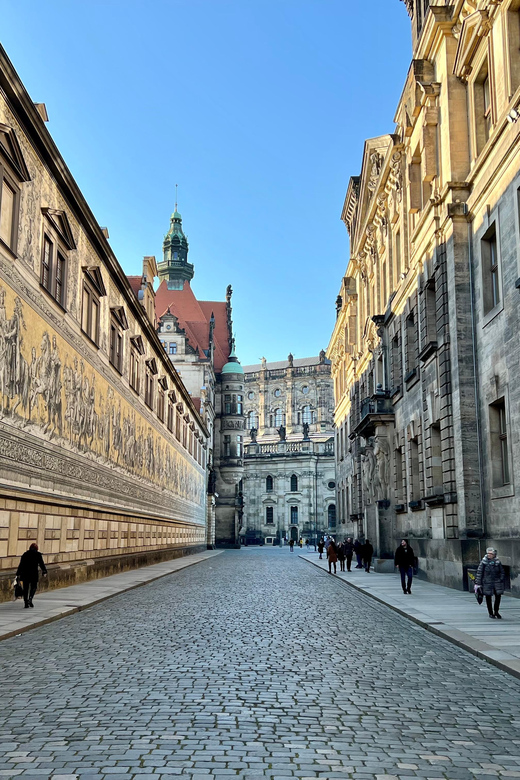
[226,284,232,304]
[277,425,286,442]
[319,349,326,364]
[302,422,310,440]
[288,353,294,368]
[249,426,258,443]
[374,434,390,500]
[361,443,376,504]
[260,356,267,369]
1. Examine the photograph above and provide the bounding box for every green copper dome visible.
[221,345,244,375]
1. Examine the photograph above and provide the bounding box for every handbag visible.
[475,587,483,605]
[13,579,23,599]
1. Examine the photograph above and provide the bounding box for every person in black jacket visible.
[395,539,415,594]
[362,539,374,573]
[354,539,363,568]
[16,543,47,608]
[344,537,354,572]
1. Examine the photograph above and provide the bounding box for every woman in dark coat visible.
[475,547,505,619]
[327,539,338,574]
[16,543,47,608]
[337,541,346,572]
[395,539,415,594]
[318,539,325,559]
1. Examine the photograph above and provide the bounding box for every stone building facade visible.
[153,211,244,547]
[241,355,336,545]
[328,0,520,594]
[0,45,209,598]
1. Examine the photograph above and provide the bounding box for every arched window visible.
[302,405,312,424]
[290,505,298,524]
[290,474,298,492]
[274,408,283,427]
[265,506,274,524]
[266,475,273,492]
[328,504,336,528]
[247,410,258,430]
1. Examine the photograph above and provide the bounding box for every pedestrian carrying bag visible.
[13,579,23,599]
[475,587,483,605]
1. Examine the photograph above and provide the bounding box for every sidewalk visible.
[300,551,520,679]
[0,549,222,641]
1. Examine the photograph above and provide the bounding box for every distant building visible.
[152,210,245,546]
[241,354,335,545]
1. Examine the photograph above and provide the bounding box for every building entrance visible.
[290,526,298,542]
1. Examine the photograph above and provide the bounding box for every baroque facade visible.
[241,355,336,545]
[0,45,209,597]
[328,0,520,594]
[153,210,245,546]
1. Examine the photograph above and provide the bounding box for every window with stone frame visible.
[481,222,501,315]
[420,277,437,353]
[274,408,283,427]
[175,408,182,440]
[474,58,493,156]
[81,266,106,346]
[223,435,231,457]
[290,474,298,492]
[265,506,274,524]
[157,377,168,423]
[167,394,175,432]
[395,446,405,503]
[409,436,421,503]
[266,475,273,493]
[405,310,418,379]
[129,335,144,394]
[236,435,243,457]
[328,504,336,528]
[290,505,298,524]
[489,398,511,488]
[0,124,30,256]
[144,358,158,410]
[247,410,258,430]
[40,209,76,310]
[109,306,128,375]
[391,330,402,394]
[507,4,520,96]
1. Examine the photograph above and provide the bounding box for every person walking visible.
[362,539,373,573]
[475,547,505,619]
[16,542,47,608]
[327,539,338,574]
[318,538,325,559]
[344,537,354,572]
[289,539,295,553]
[337,541,346,572]
[299,539,303,549]
[394,538,415,594]
[354,538,363,568]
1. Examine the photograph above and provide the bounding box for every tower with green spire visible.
[158,210,194,289]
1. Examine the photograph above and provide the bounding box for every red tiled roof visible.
[155,281,231,372]
[127,275,142,297]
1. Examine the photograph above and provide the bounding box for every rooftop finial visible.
[175,183,178,212]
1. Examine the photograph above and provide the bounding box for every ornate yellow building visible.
[0,46,209,598]
[328,0,520,593]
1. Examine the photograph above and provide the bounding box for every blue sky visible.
[2,0,411,366]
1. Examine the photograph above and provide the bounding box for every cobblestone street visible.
[1,549,520,780]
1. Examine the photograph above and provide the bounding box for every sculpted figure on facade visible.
[361,442,376,504]
[374,434,390,500]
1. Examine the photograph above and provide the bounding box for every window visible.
[176,409,182,440]
[247,410,258,430]
[290,474,298,492]
[169,342,177,355]
[224,394,231,414]
[40,234,67,308]
[0,126,31,254]
[167,397,175,432]
[290,505,298,524]
[328,504,336,528]
[130,350,140,393]
[274,388,281,397]
[248,391,254,400]
[302,405,312,425]
[145,371,155,410]
[302,385,309,394]
[395,447,405,503]
[474,60,492,155]
[328,480,336,490]
[157,389,165,423]
[265,506,274,524]
[409,437,421,502]
[82,285,100,344]
[237,435,243,457]
[224,435,231,457]
[395,230,402,284]
[482,223,500,315]
[274,408,283,427]
[266,475,273,492]
[109,321,123,373]
[405,312,417,375]
[490,399,510,487]
[237,395,243,414]
[507,5,520,95]
[81,266,105,346]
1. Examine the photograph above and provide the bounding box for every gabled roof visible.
[155,280,231,372]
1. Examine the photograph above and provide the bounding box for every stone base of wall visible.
[0,543,206,603]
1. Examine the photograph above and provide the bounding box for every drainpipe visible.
[467,217,486,540]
